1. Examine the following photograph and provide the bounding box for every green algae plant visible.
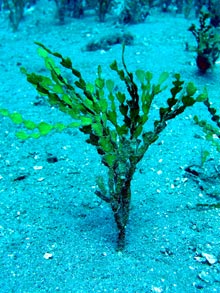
[193,99,220,209]
[3,0,27,31]
[96,0,111,22]
[0,43,207,250]
[194,98,220,154]
[188,8,220,72]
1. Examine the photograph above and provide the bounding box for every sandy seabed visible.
[0,2,220,292]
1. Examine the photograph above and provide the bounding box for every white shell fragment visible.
[201,252,218,265]
[151,286,163,292]
[33,165,43,170]
[43,252,53,260]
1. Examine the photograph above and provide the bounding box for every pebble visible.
[198,271,213,283]
[43,252,53,259]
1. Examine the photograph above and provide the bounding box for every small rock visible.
[202,252,218,265]
[47,156,58,163]
[13,174,28,181]
[194,256,206,263]
[198,271,213,283]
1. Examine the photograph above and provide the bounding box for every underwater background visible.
[0,0,220,292]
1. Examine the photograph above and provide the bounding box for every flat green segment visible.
[9,112,23,124]
[37,122,53,135]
